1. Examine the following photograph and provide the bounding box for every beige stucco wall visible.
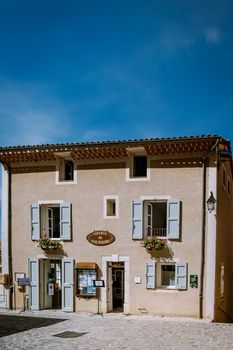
[7,156,207,317]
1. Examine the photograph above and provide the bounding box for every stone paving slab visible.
[0,310,233,349]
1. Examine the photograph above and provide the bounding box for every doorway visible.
[112,263,124,312]
[41,259,62,309]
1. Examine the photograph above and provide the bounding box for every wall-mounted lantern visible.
[207,191,216,213]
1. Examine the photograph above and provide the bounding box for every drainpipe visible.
[6,163,13,310]
[199,159,207,319]
[199,139,219,319]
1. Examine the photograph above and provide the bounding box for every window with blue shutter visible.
[167,199,180,239]
[132,201,143,239]
[31,204,40,240]
[175,262,187,290]
[60,203,72,240]
[146,261,156,289]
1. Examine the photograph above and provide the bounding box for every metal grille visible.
[53,331,88,338]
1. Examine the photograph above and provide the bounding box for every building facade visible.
[0,135,232,321]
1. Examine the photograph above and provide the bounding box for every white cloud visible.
[204,27,222,44]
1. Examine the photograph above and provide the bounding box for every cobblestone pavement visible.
[0,310,233,350]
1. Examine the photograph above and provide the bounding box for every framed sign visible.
[93,280,105,288]
[15,272,25,282]
[190,274,198,288]
[77,268,97,296]
[18,278,30,286]
[87,230,115,246]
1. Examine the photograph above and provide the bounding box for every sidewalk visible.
[0,309,233,349]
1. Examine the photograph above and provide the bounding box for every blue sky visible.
[0,0,233,235]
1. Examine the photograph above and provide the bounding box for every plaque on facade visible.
[87,230,115,246]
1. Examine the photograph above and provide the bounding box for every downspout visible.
[6,163,13,310]
[199,159,207,319]
[199,139,219,319]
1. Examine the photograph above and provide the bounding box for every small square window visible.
[57,158,75,182]
[107,199,116,216]
[161,264,175,287]
[103,196,119,219]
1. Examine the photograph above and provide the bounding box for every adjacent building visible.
[0,135,232,321]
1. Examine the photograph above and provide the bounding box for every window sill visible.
[160,286,176,290]
[56,180,77,185]
[104,216,118,219]
[127,177,150,182]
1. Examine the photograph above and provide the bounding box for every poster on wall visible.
[77,269,97,296]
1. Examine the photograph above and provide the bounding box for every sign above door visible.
[87,230,115,246]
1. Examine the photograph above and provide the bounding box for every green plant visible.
[37,238,62,250]
[142,236,166,251]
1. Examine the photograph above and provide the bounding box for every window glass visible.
[146,201,167,237]
[133,156,147,177]
[107,199,116,216]
[48,207,60,238]
[64,160,74,181]
[161,265,175,286]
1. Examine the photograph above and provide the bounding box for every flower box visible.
[37,238,62,251]
[142,236,167,251]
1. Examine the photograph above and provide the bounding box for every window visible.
[145,201,167,237]
[31,202,71,241]
[60,159,74,181]
[132,198,181,240]
[126,148,150,181]
[133,155,147,177]
[161,264,175,287]
[103,195,119,218]
[77,269,97,296]
[45,206,60,238]
[146,261,187,290]
[107,199,116,216]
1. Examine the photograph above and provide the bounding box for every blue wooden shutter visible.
[175,262,187,290]
[167,199,180,239]
[132,200,143,239]
[28,258,40,310]
[60,203,71,240]
[146,261,156,289]
[62,258,74,312]
[31,204,40,240]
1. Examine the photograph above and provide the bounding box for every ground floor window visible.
[146,261,187,290]
[161,264,175,287]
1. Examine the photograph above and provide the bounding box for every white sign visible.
[93,280,105,287]
[48,283,54,296]
[134,277,141,284]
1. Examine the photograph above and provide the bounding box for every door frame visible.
[102,255,129,313]
[29,256,74,312]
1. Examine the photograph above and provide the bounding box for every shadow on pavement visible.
[0,315,66,338]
